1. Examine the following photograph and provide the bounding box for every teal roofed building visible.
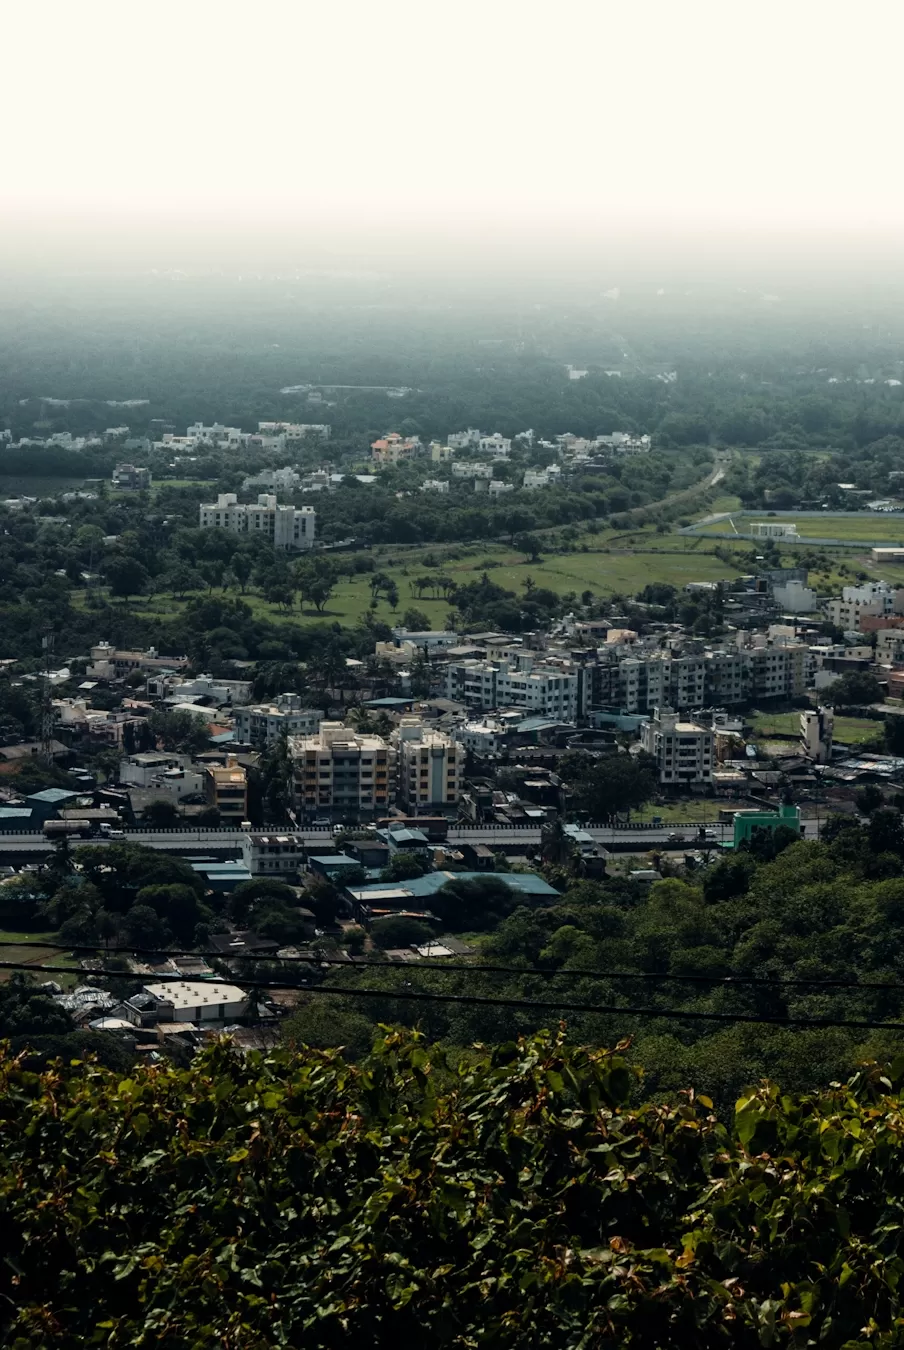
[732,803,803,849]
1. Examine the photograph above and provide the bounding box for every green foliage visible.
[370,915,435,948]
[558,750,658,822]
[380,851,428,882]
[8,1032,904,1345]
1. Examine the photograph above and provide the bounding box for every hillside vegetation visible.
[3,1032,904,1347]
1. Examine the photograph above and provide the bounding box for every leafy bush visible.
[5,1033,904,1345]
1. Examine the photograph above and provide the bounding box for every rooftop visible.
[143,980,248,1010]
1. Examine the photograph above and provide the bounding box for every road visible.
[0,818,820,855]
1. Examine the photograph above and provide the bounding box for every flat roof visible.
[144,980,246,1009]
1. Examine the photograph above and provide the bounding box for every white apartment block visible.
[291,722,393,819]
[259,422,330,440]
[827,582,900,631]
[444,659,582,721]
[199,494,316,551]
[641,708,714,786]
[452,460,491,478]
[479,433,511,458]
[448,428,481,450]
[241,467,302,493]
[739,642,810,700]
[421,479,450,494]
[241,832,305,877]
[487,479,514,497]
[393,718,463,810]
[234,699,323,748]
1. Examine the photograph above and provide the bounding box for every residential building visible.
[421,478,450,494]
[393,718,463,810]
[370,433,422,465]
[479,432,511,458]
[241,832,305,877]
[241,467,302,493]
[119,752,204,799]
[112,463,152,490]
[148,673,253,705]
[258,421,330,440]
[772,578,818,613]
[616,653,706,715]
[233,698,323,748]
[827,582,901,631]
[448,428,481,450]
[640,708,714,785]
[443,657,583,721]
[87,643,189,680]
[738,639,810,700]
[198,493,316,551]
[291,722,393,820]
[429,441,454,462]
[488,479,514,497]
[800,707,834,763]
[204,757,248,821]
[452,460,491,478]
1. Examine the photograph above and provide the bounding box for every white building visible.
[393,718,463,810]
[452,460,491,478]
[800,707,834,763]
[241,467,302,493]
[241,832,305,877]
[488,479,514,497]
[448,428,481,450]
[640,708,714,786]
[421,478,450,494]
[772,579,818,613]
[119,752,204,799]
[291,722,393,820]
[444,658,583,720]
[198,494,316,551]
[750,521,800,539]
[234,698,323,748]
[827,582,901,631]
[149,673,253,705]
[138,980,248,1024]
[479,432,511,459]
[453,719,506,755]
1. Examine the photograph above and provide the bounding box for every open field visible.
[748,711,882,746]
[693,512,904,544]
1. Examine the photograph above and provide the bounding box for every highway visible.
[0,819,820,855]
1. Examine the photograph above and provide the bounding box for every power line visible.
[10,940,904,993]
[10,959,904,1032]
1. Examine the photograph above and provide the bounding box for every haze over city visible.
[4,0,904,280]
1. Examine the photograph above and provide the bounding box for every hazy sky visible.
[5,0,904,258]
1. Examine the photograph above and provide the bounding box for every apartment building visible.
[393,718,463,810]
[291,722,393,821]
[616,654,706,715]
[241,832,305,877]
[370,433,422,465]
[739,642,809,700]
[640,708,714,786]
[204,758,248,822]
[88,643,189,680]
[241,467,302,493]
[198,493,316,551]
[704,650,746,706]
[479,432,511,458]
[448,428,481,450]
[443,658,582,721]
[112,463,151,490]
[827,582,902,631]
[233,698,323,748]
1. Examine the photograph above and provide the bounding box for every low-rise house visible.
[124,980,249,1026]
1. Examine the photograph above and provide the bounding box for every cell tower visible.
[40,631,56,764]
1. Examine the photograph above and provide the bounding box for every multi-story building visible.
[370,433,422,465]
[421,479,450,494]
[429,441,454,462]
[198,493,316,551]
[147,673,253,704]
[393,718,463,811]
[241,467,302,493]
[112,464,152,490]
[443,657,582,721]
[479,432,511,459]
[233,698,323,748]
[704,650,746,706]
[204,758,248,822]
[640,708,714,786]
[800,707,834,763]
[616,654,706,715]
[827,582,901,631]
[738,641,809,700]
[291,722,393,821]
[258,421,330,440]
[88,643,189,680]
[241,832,305,877]
[448,428,481,450]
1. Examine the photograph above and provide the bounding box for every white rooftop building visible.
[199,493,316,550]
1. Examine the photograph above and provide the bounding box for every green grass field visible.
[694,512,904,544]
[749,711,881,746]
